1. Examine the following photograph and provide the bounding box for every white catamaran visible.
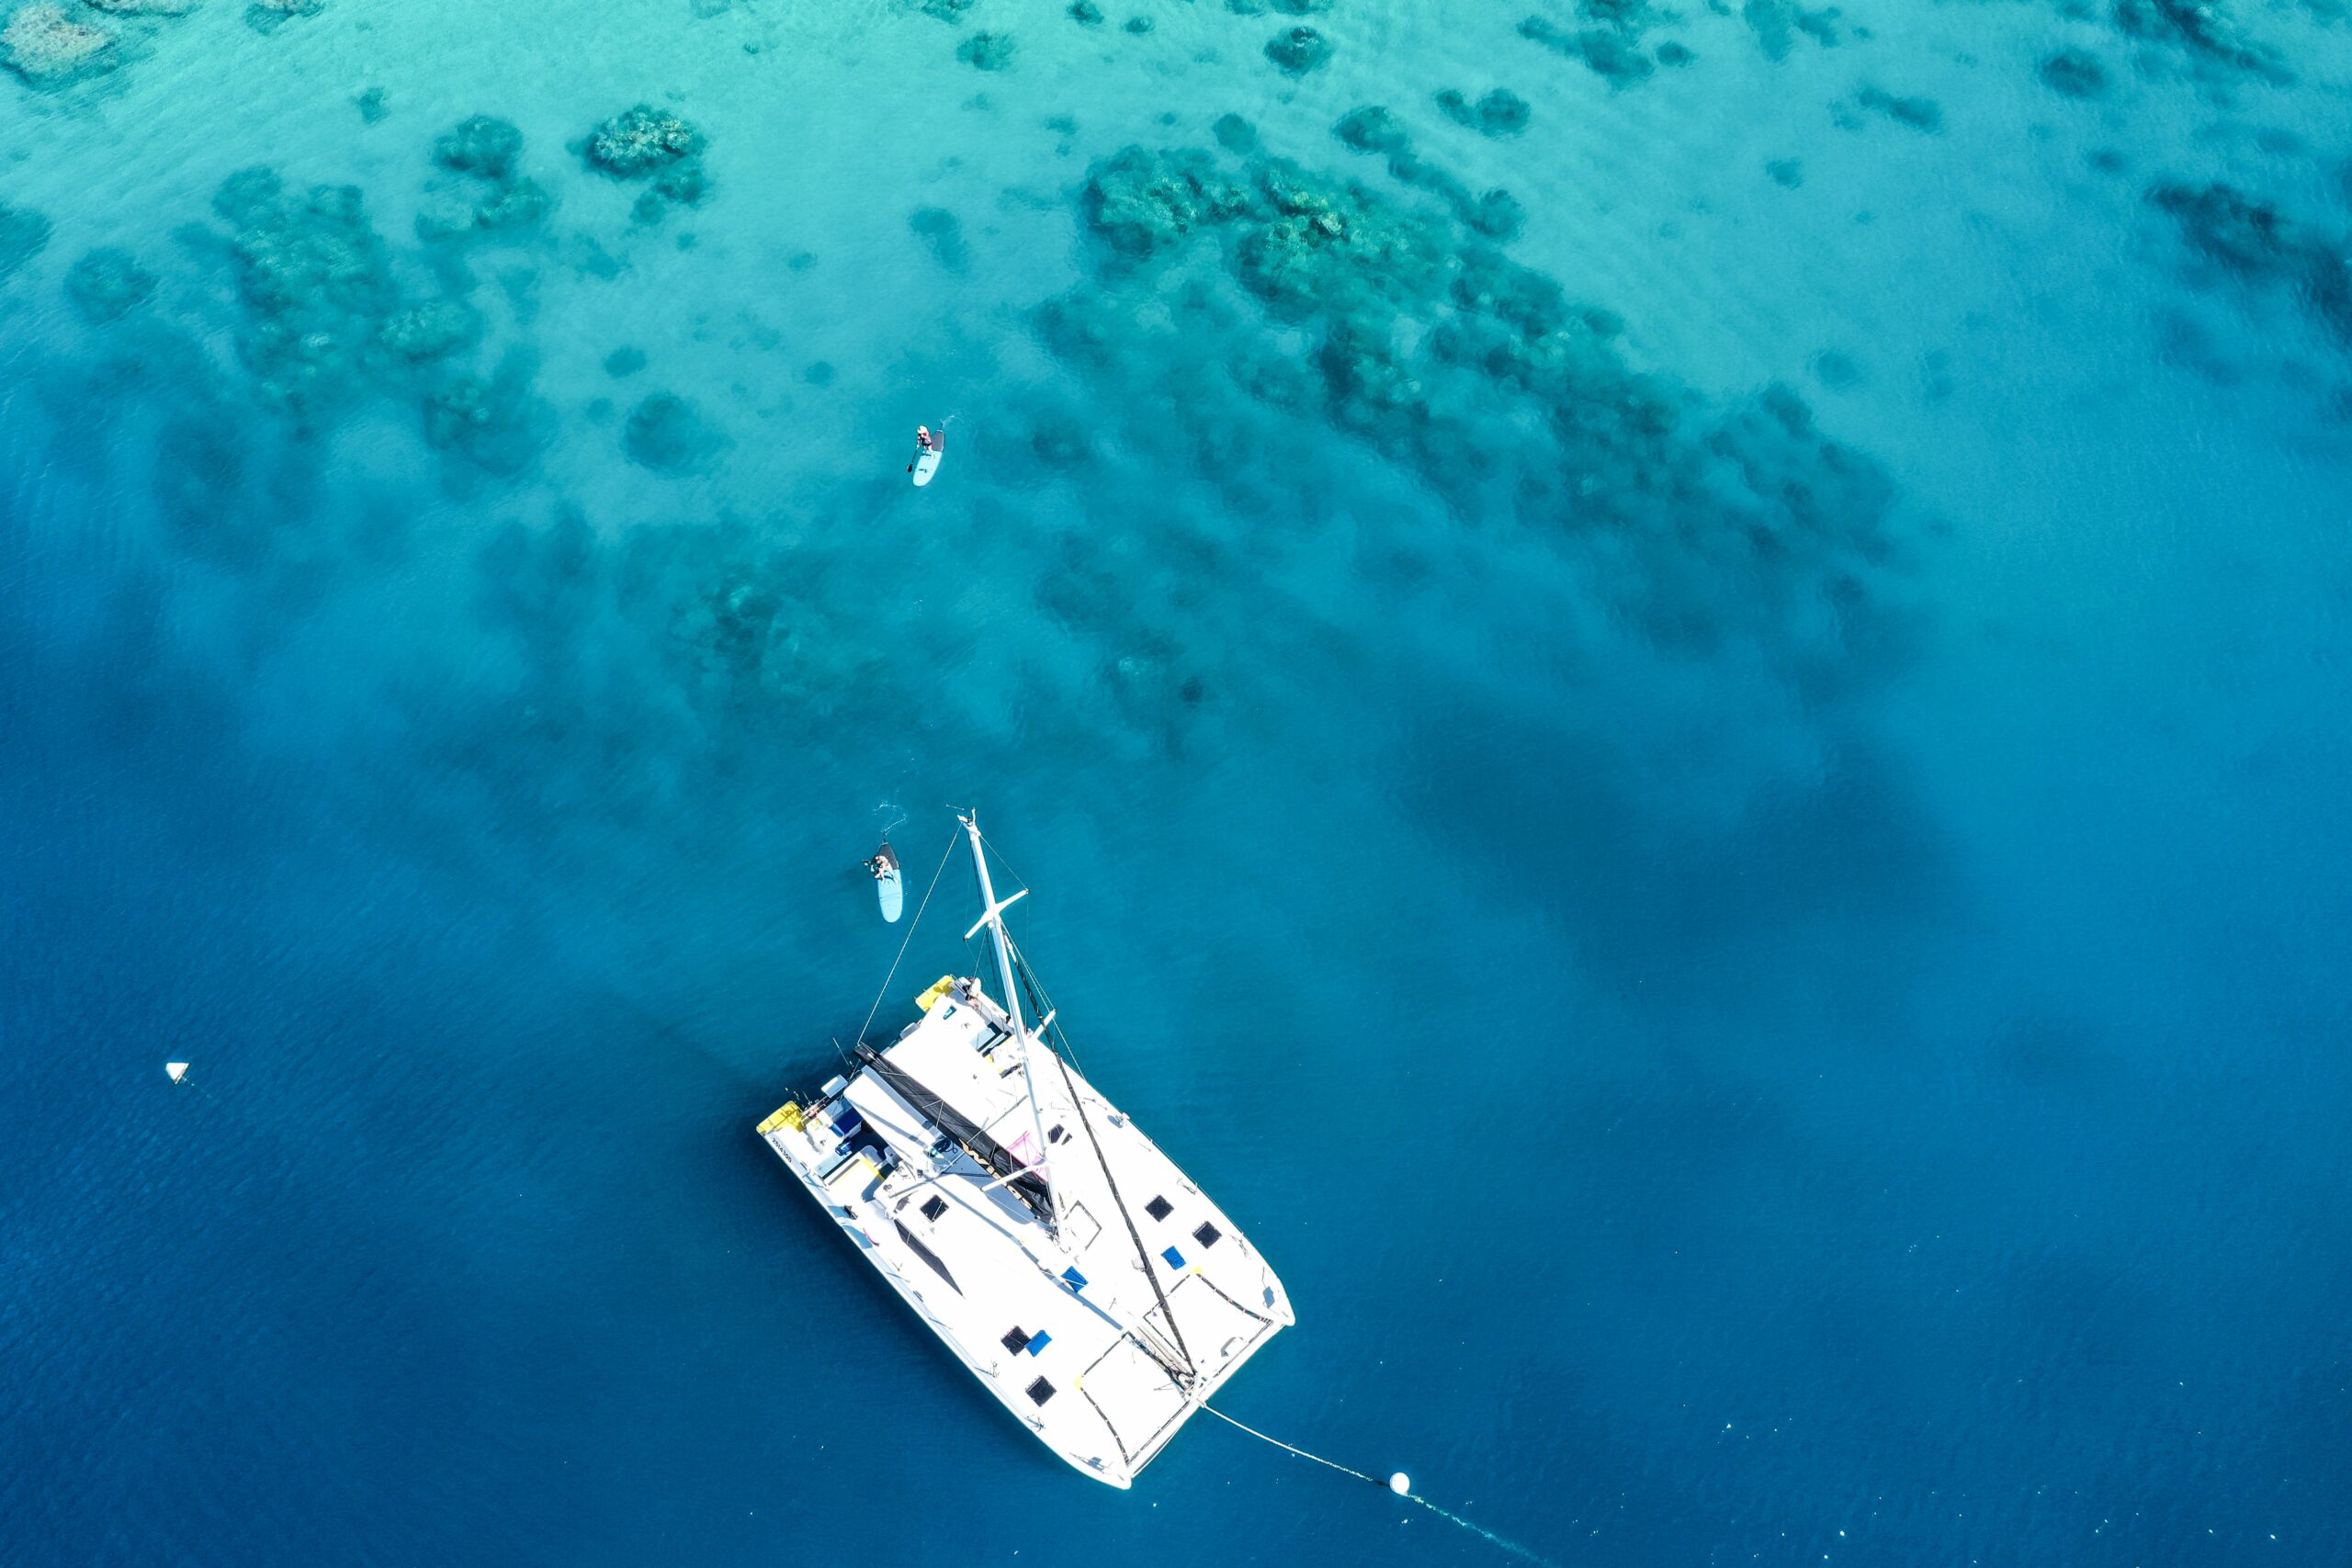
[757,813,1294,1487]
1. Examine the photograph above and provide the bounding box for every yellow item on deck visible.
[756,1102,805,1135]
[914,975,958,1013]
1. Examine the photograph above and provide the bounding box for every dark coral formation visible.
[956,29,1014,67]
[2040,48,2110,98]
[200,162,548,476]
[2151,180,2351,340]
[435,115,524,182]
[1518,6,1656,85]
[0,203,50,281]
[1852,85,1941,132]
[244,0,322,33]
[1739,0,1838,60]
[624,391,727,473]
[1069,0,1103,22]
[909,206,970,270]
[1515,0,1838,85]
[421,116,552,240]
[210,168,403,422]
[1435,87,1532,137]
[1333,106,1524,240]
[2114,0,2290,85]
[1264,25,1329,74]
[379,300,482,362]
[424,349,549,477]
[1057,141,1902,682]
[64,246,156,322]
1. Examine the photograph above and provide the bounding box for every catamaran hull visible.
[758,815,1294,1488]
[762,1132,1139,1487]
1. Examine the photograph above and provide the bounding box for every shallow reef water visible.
[4,0,2352,1565]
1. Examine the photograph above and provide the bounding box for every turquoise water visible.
[6,0,2352,1562]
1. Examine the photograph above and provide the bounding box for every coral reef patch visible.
[244,0,322,33]
[209,169,404,423]
[956,29,1015,68]
[1264,26,1329,75]
[2113,0,2290,85]
[1435,87,1532,137]
[2,3,116,85]
[624,391,727,473]
[586,105,706,176]
[584,106,711,222]
[909,206,971,270]
[1057,140,1905,686]
[2151,180,2351,342]
[64,247,157,322]
[421,116,553,240]
[2040,48,2110,98]
[1333,105,1523,240]
[1518,6,1656,86]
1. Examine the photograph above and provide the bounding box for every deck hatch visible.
[1144,1195,1173,1221]
[1025,1377,1057,1406]
[1192,1222,1222,1248]
[921,1195,949,1222]
[1001,1326,1032,1354]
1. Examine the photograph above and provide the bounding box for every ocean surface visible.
[4,0,2350,1562]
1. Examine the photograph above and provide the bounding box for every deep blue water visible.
[5,0,2351,1563]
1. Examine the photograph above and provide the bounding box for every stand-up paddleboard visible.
[869,841,904,922]
[909,437,944,488]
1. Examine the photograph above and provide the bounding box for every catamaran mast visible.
[960,811,1061,1240]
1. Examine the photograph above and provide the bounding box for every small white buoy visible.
[165,1063,189,1084]
[1389,1472,1411,1496]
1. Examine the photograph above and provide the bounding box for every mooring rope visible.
[1201,1404,1563,1568]
[1201,1403,1381,1483]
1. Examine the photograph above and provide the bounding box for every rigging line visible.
[1032,973,1199,1384]
[978,828,1089,1074]
[854,827,960,1050]
[1199,1406,1565,1568]
[1010,947,1084,1077]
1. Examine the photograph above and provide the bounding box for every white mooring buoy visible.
[164,1063,189,1084]
[1390,1472,1411,1496]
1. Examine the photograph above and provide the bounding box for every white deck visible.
[760,979,1292,1486]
